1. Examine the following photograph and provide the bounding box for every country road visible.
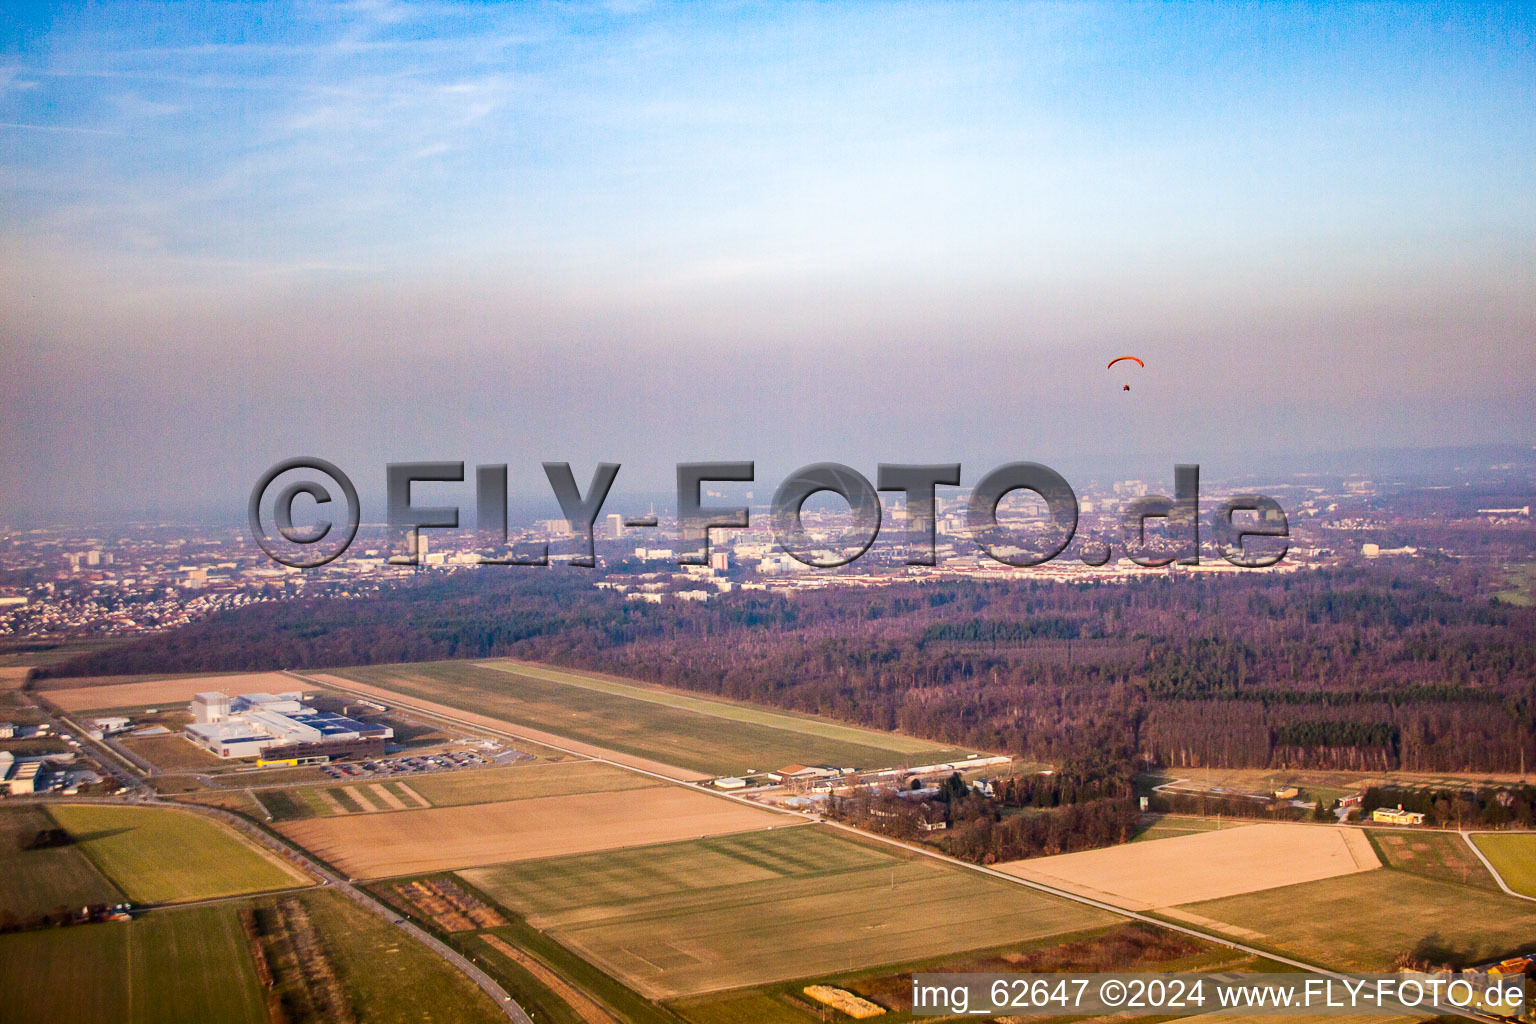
[18,671,1502,1024]
[16,793,535,1024]
[292,671,1495,1022]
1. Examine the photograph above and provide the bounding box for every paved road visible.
[47,671,1504,1023]
[20,793,534,1023]
[297,670,1500,1022]
[1461,830,1536,903]
[15,686,535,1024]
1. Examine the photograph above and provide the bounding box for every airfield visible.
[7,658,1536,1024]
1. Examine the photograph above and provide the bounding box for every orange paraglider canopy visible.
[1107,356,1144,369]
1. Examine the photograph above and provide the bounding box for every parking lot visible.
[321,749,501,779]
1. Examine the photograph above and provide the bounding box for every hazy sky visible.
[1,2,1532,521]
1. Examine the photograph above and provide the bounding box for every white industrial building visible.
[184,691,392,759]
[0,752,43,794]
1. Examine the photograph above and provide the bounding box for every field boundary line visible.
[814,819,1478,1022]
[290,669,1482,1020]
[1462,831,1536,903]
[480,933,623,1024]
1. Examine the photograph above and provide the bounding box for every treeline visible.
[1146,790,1311,821]
[38,562,1536,774]
[1361,784,1536,828]
[941,799,1142,864]
[827,783,1141,865]
[992,755,1135,807]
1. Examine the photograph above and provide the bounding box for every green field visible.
[48,804,307,903]
[298,889,508,1024]
[0,805,122,921]
[406,759,663,806]
[1493,563,1536,606]
[258,761,662,821]
[1129,814,1253,844]
[1175,868,1536,970]
[1472,833,1536,897]
[672,991,819,1024]
[1368,829,1499,891]
[332,660,975,776]
[461,825,1115,999]
[0,904,267,1023]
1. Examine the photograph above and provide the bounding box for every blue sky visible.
[1,2,1532,516]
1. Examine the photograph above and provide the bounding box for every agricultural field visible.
[296,889,509,1024]
[257,778,432,821]
[669,920,1255,1024]
[118,732,228,772]
[281,784,785,877]
[1472,833,1536,897]
[1368,829,1499,891]
[1172,868,1536,970]
[0,903,267,1024]
[407,758,663,807]
[259,760,662,821]
[321,660,975,777]
[998,822,1378,909]
[461,825,1116,999]
[1129,814,1254,843]
[43,671,306,713]
[0,804,122,921]
[48,803,309,903]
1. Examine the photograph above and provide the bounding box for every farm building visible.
[1371,805,1426,826]
[771,764,841,783]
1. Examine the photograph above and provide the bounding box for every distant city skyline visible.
[2,2,1532,520]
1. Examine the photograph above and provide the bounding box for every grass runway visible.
[328,659,974,777]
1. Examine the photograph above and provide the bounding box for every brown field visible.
[997,822,1379,910]
[0,666,29,690]
[309,672,711,781]
[119,732,227,770]
[279,785,787,877]
[45,672,307,712]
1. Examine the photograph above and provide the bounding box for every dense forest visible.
[37,562,1536,774]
